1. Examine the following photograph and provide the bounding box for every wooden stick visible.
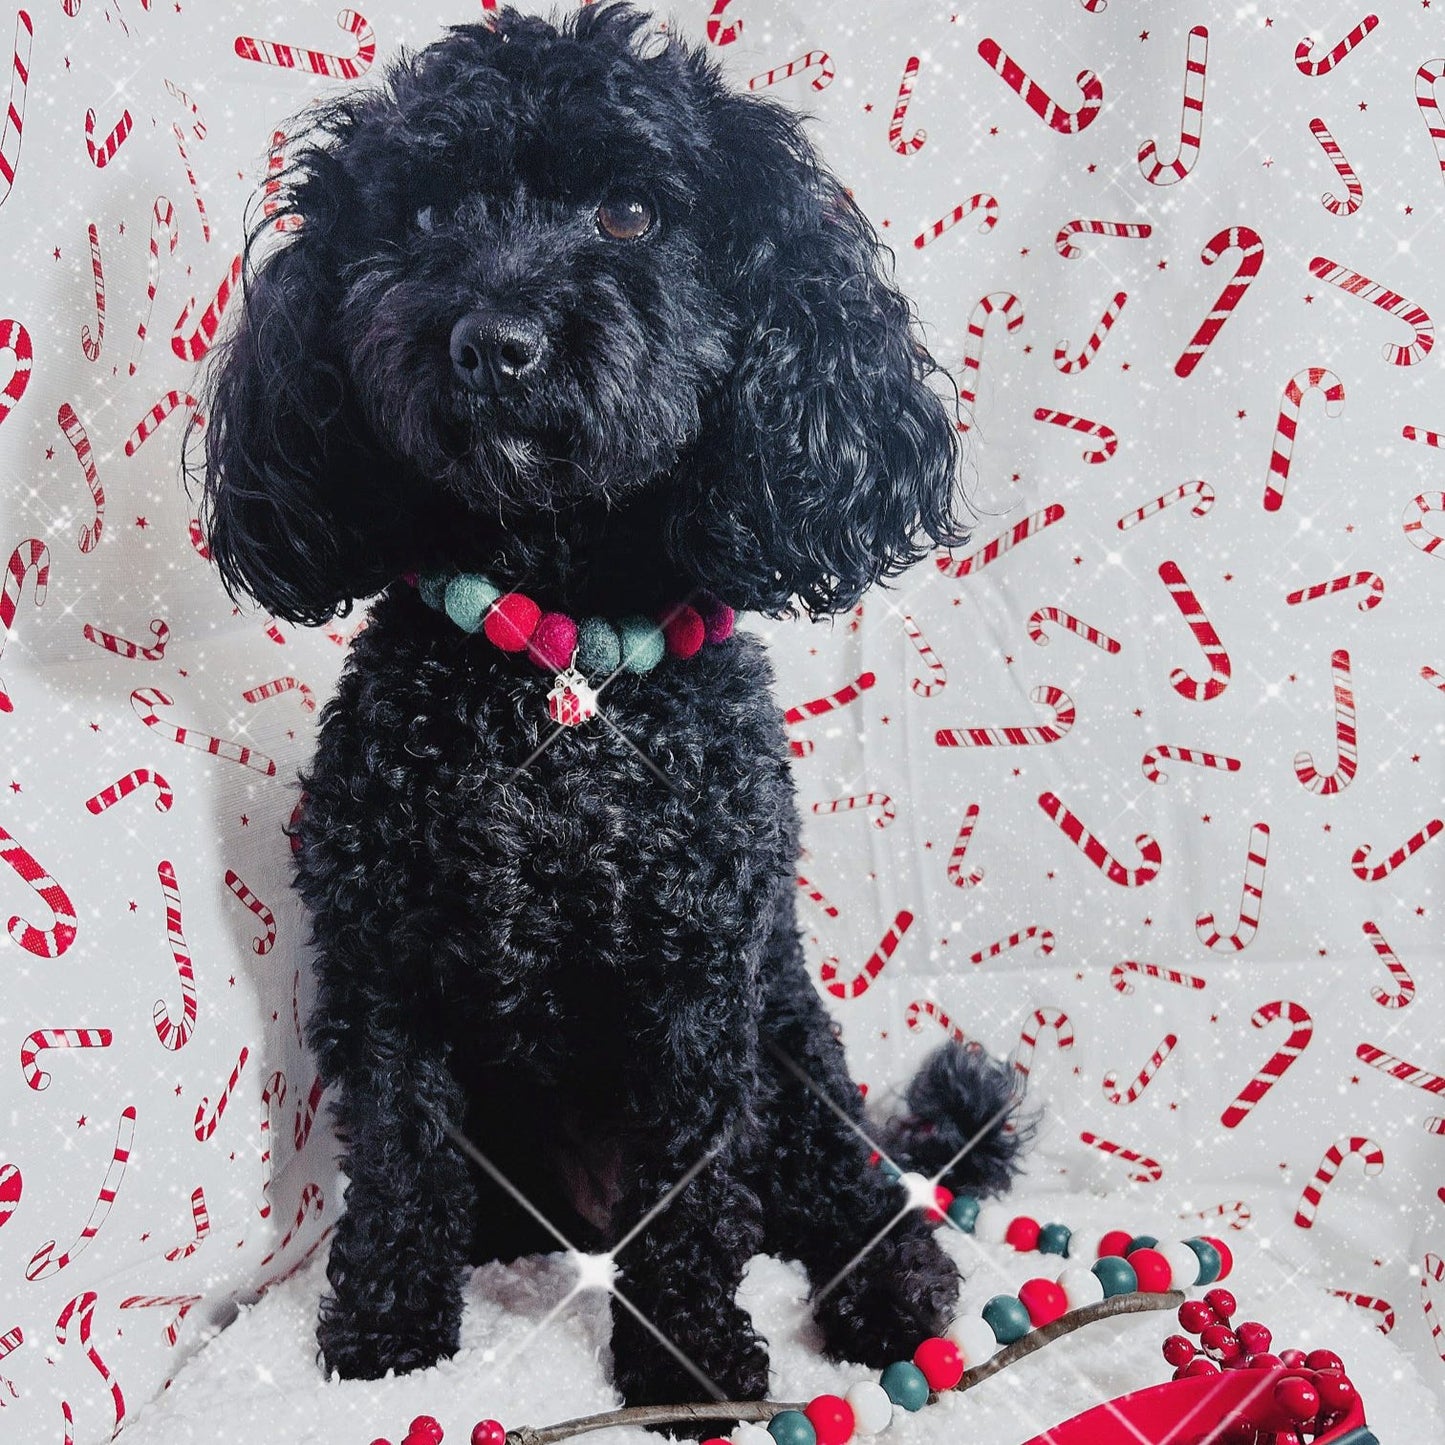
[503,1291,1184,1445]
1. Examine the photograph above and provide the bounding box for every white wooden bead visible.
[845,1379,894,1435]
[1065,1228,1102,1265]
[734,1425,775,1445]
[945,1313,998,1367]
[972,1200,1011,1244]
[896,1171,936,1211]
[1058,1266,1106,1310]
[1159,1239,1203,1289]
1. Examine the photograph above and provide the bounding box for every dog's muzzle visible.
[449,308,548,396]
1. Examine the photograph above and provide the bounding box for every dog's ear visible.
[667,92,971,620]
[186,207,405,627]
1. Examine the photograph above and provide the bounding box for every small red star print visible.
[1073,555,1083,566]
[1139,30,1149,41]
[77,1115,87,1127]
[1169,1101,1179,1112]
[1012,767,1022,778]
[1202,814,1211,824]
[880,219,891,230]
[989,126,999,137]
[1157,259,1168,271]
[128,900,138,912]
[1288,673,1297,683]
[118,221,125,236]
[1074,971,1084,981]
[1406,205,1414,215]
[1350,1075,1361,1085]
[1019,249,1030,259]
[45,446,54,460]
[228,1152,236,1162]
[1418,906,1427,917]
[1323,823,1333,833]
[1143,916,1153,927]
[952,597,962,606]
[272,1010,280,1022]
[863,103,873,113]
[1279,1162,1289,1172]
[1223,572,1234,582]
[135,517,148,529]
[1412,754,1422,763]
[89,721,101,732]
[1003,654,1014,665]
[53,246,60,260]
[1236,410,1247,420]
[1263,158,1274,168]
[1264,17,1273,26]
[1304,293,1315,304]
[174,1083,183,1096]
[1120,362,1130,371]
[1358,101,1368,112]
[1133,708,1144,718]
[177,668,187,678]
[923,840,933,850]
[1210,1014,1219,1024]
[1046,870,1056,881]
[239,814,249,827]
[880,715,891,725]
[1086,163,1097,174]
[1345,523,1356,533]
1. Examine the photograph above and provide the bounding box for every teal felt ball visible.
[767,1410,816,1445]
[1091,1255,1139,1298]
[1183,1237,1223,1286]
[1037,1222,1072,1257]
[981,1294,1031,1345]
[576,618,622,675]
[444,574,500,633]
[418,572,449,610]
[946,1194,980,1232]
[617,616,666,672]
[879,1361,930,1412]
[1125,1234,1159,1256]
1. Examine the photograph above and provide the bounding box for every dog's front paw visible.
[316,1298,460,1380]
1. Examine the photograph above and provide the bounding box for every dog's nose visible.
[449,310,546,394]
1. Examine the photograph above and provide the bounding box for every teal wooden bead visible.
[1037,1222,1072,1256]
[444,574,500,633]
[946,1194,980,1232]
[767,1411,816,1445]
[418,572,450,610]
[879,1361,930,1412]
[1091,1256,1138,1298]
[1125,1234,1158,1256]
[878,1158,902,1180]
[1183,1237,1223,1286]
[576,618,621,675]
[617,615,665,672]
[981,1294,1031,1345]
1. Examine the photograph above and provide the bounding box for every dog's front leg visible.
[315,1043,475,1380]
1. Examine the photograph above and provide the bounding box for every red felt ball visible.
[1304,1349,1343,1373]
[1162,1334,1197,1367]
[1313,1369,1356,1413]
[1201,1325,1242,1362]
[529,612,578,672]
[1097,1229,1133,1258]
[1128,1247,1172,1293]
[1203,1236,1234,1281]
[1273,1374,1321,1423]
[661,604,706,659]
[1179,1300,1216,1334]
[929,1185,954,1221]
[804,1393,856,1445]
[409,1419,444,1445]
[1005,1216,1041,1252]
[1204,1287,1237,1320]
[1236,1321,1272,1356]
[484,593,541,652]
[1017,1278,1068,1328]
[699,597,736,643]
[471,1422,507,1445]
[1180,1357,1219,1377]
[913,1335,965,1390]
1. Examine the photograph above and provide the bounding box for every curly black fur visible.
[186,1,1025,1422]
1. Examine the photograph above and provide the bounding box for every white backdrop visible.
[2,1,1444,1441]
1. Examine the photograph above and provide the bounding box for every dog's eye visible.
[596,195,654,241]
[414,205,435,234]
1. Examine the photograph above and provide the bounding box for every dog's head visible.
[190,2,969,625]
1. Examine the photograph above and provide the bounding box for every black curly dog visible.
[191,2,1026,1420]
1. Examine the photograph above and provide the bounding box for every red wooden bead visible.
[1017,1278,1068,1328]
[929,1185,953,1221]
[484,593,541,652]
[1128,1247,1172,1292]
[530,612,578,672]
[1005,1215,1041,1251]
[913,1336,965,1390]
[1273,1374,1321,1423]
[804,1393,856,1445]
[1304,1348,1343,1372]
[1162,1335,1196,1367]
[1178,1300,1216,1334]
[661,604,706,659]
[471,1422,506,1445]
[1204,1287,1237,1320]
[1097,1229,1133,1258]
[1203,1237,1234,1280]
[409,1419,444,1445]
[700,1440,732,1445]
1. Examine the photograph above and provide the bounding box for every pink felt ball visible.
[408,1419,444,1445]
[661,604,707,659]
[1128,1247,1172,1293]
[530,612,578,672]
[913,1335,964,1391]
[803,1393,856,1445]
[702,601,735,642]
[483,593,541,652]
[1097,1229,1133,1258]
[471,1422,506,1445]
[1018,1278,1068,1328]
[1005,1216,1041,1252]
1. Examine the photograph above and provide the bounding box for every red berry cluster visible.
[369,1416,505,1445]
[1162,1290,1358,1441]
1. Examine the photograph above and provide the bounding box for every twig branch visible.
[503,1290,1184,1445]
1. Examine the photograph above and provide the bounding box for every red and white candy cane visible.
[938,504,1065,578]
[957,291,1023,430]
[1418,61,1445,187]
[58,401,104,553]
[796,873,839,918]
[747,49,833,93]
[130,197,178,376]
[1308,255,1435,365]
[1189,1200,1251,1231]
[235,8,376,79]
[260,1070,288,1218]
[1196,823,1270,952]
[1138,25,1208,186]
[0,11,33,207]
[1363,922,1415,1010]
[1328,1290,1395,1335]
[124,391,203,456]
[224,869,277,955]
[188,517,212,562]
[818,910,912,999]
[262,130,303,233]
[901,613,947,697]
[1102,1033,1176,1105]
[1352,817,1444,881]
[1309,118,1363,216]
[1014,1007,1075,1081]
[79,221,104,361]
[83,104,131,168]
[195,1045,250,1142]
[1110,960,1206,994]
[1428,1119,1445,1135]
[165,77,206,140]
[1403,492,1445,557]
[1033,406,1117,463]
[293,1073,325,1152]
[0,536,47,713]
[976,38,1103,134]
[1141,744,1240,785]
[1054,219,1151,261]
[1355,1041,1445,1095]
[913,193,999,249]
[1424,1255,1445,1361]
[936,684,1075,749]
[1294,1137,1384,1229]
[27,1106,136,1278]
[905,998,968,1046]
[1027,607,1121,654]
[783,671,874,726]
[0,316,32,425]
[1078,1131,1162,1184]
[0,821,78,957]
[889,55,925,154]
[946,803,985,890]
[55,1291,126,1438]
[85,767,173,815]
[171,253,242,362]
[131,687,279,777]
[163,1186,210,1260]
[705,0,741,46]
[1405,423,1442,449]
[20,1027,112,1090]
[1117,480,1214,531]
[243,673,316,713]
[1054,290,1126,374]
[1159,559,1231,702]
[1220,1000,1313,1129]
[257,1180,324,1270]
[1037,790,1162,886]
[970,926,1055,967]
[1174,226,1264,378]
[83,617,170,662]
[119,1294,201,1348]
[1295,13,1378,76]
[1286,570,1383,612]
[153,859,196,1051]
[1294,649,1357,795]
[172,121,211,243]
[1263,366,1346,511]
